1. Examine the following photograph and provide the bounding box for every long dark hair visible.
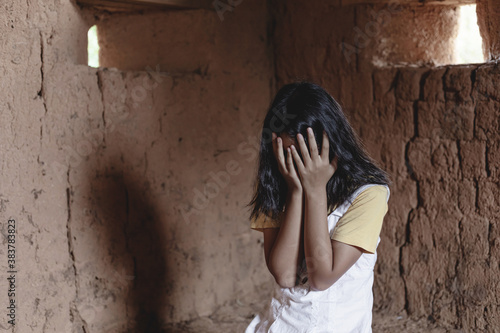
[247,81,391,222]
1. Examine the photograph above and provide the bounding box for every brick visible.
[407,138,460,181]
[395,68,426,102]
[459,139,487,179]
[443,66,474,103]
[477,180,500,219]
[486,138,500,179]
[475,99,500,141]
[421,68,446,103]
[417,100,475,140]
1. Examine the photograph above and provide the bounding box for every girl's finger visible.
[271,132,278,156]
[276,136,288,171]
[321,130,329,160]
[285,147,294,174]
[306,127,319,160]
[286,147,299,176]
[296,133,312,166]
[290,144,305,173]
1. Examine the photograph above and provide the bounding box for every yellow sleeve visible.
[331,185,389,254]
[250,211,281,232]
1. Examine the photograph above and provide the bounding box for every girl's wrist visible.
[286,182,302,193]
[288,186,303,196]
[286,188,303,204]
[304,186,326,199]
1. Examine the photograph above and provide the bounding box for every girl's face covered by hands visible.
[289,128,338,193]
[278,133,297,154]
[271,132,303,192]
[278,133,304,162]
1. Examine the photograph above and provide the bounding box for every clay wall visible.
[0,0,273,331]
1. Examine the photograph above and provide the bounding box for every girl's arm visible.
[290,128,363,291]
[263,132,305,288]
[263,188,303,288]
[303,188,362,291]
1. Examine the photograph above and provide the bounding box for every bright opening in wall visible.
[88,25,99,68]
[454,4,485,64]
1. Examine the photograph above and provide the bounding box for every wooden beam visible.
[76,0,214,11]
[340,0,475,5]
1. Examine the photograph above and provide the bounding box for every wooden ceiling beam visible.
[340,0,475,5]
[76,0,214,11]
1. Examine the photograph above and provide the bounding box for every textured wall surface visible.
[393,64,498,330]
[0,0,273,331]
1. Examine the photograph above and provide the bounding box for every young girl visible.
[245,82,391,332]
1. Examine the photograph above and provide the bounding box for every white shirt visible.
[245,184,391,333]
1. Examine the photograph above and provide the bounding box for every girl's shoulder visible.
[351,183,390,203]
[328,183,389,217]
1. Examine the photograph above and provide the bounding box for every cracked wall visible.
[271,1,499,330]
[393,64,498,330]
[0,0,273,331]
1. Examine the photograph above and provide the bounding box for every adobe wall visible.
[0,0,273,331]
[271,1,499,330]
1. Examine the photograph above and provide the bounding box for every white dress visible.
[245,184,390,333]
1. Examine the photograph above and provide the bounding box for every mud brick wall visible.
[388,64,498,330]
[0,0,273,331]
[374,65,500,330]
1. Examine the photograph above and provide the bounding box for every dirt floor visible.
[162,283,462,333]
[162,302,461,333]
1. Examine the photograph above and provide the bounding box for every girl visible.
[245,81,391,332]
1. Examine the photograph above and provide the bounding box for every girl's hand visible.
[290,128,338,194]
[272,132,303,193]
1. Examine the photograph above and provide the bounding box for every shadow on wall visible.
[93,165,170,332]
